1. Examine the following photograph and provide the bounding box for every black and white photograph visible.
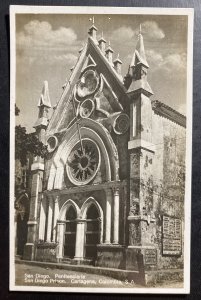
[9,5,193,294]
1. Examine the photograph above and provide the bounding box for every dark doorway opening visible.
[16,214,28,256]
[64,206,76,258]
[84,204,100,260]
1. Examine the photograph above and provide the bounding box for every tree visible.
[15,105,47,166]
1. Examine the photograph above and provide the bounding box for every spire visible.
[34,81,51,131]
[130,25,149,69]
[88,16,98,41]
[37,81,51,108]
[98,32,106,52]
[126,25,153,96]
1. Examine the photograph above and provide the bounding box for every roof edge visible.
[152,100,186,128]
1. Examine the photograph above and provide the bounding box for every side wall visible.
[152,113,186,270]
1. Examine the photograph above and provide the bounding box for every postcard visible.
[10,5,193,293]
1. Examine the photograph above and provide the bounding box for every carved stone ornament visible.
[75,69,100,101]
[66,138,101,186]
[46,135,58,153]
[79,98,95,118]
[113,113,130,135]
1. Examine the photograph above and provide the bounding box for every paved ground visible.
[15,262,183,289]
[15,263,135,288]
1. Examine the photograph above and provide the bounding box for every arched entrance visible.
[64,206,76,258]
[84,204,101,260]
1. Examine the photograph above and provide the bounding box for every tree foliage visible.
[15,105,47,166]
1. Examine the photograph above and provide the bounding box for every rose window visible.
[66,139,101,185]
[76,70,99,100]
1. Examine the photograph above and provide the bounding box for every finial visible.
[98,32,106,51]
[114,53,122,75]
[88,16,98,41]
[105,41,113,53]
[89,16,95,24]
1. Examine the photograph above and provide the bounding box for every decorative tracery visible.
[66,138,101,185]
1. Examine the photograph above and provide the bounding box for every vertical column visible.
[74,220,85,260]
[38,195,47,241]
[46,196,53,242]
[113,187,120,244]
[99,217,103,244]
[132,102,137,138]
[52,196,60,242]
[56,221,65,259]
[105,188,112,244]
[23,168,43,260]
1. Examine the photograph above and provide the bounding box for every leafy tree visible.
[15,105,47,166]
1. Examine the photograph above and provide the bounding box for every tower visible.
[23,81,51,260]
[126,26,156,270]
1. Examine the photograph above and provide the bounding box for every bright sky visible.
[15,14,188,132]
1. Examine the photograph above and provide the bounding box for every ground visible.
[15,262,183,289]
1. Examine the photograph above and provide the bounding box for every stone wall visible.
[152,113,185,270]
[35,242,58,262]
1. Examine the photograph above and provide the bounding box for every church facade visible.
[23,21,186,284]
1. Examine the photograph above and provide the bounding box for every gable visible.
[47,37,129,135]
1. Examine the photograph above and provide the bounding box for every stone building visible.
[23,21,186,284]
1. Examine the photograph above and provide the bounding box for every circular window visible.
[113,114,130,135]
[66,139,101,186]
[47,136,58,153]
[80,99,95,118]
[76,70,99,99]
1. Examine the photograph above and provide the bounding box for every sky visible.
[15,13,188,132]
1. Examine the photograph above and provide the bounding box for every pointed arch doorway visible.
[84,203,101,261]
[64,206,76,258]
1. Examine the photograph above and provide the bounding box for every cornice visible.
[152,100,186,128]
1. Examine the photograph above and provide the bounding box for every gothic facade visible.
[23,22,186,283]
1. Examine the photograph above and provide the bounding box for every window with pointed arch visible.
[64,206,77,258]
[84,204,101,259]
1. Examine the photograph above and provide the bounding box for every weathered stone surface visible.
[35,242,58,263]
[96,245,125,269]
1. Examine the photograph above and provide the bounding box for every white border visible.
[9,5,194,294]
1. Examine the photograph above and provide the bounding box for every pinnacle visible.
[38,81,51,108]
[130,26,149,68]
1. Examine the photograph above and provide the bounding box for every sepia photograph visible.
[10,5,193,294]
